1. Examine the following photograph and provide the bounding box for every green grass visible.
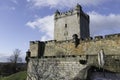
[0,71,27,80]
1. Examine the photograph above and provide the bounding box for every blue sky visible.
[0,0,120,62]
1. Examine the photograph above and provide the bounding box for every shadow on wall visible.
[72,66,120,80]
[38,42,45,58]
[88,66,120,80]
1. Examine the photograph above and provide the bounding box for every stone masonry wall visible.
[44,34,120,56]
[27,57,90,80]
[27,55,120,80]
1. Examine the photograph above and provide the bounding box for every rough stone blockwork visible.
[27,58,89,80]
[27,55,120,80]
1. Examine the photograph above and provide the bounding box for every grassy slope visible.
[1,71,27,80]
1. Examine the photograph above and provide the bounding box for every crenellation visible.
[89,37,93,40]
[54,9,75,19]
[30,41,35,44]
[105,33,120,39]
[54,9,89,20]
[30,41,41,45]
[105,34,114,39]
[54,4,86,20]
[84,37,93,41]
[45,40,56,45]
[94,36,103,40]
[35,40,40,43]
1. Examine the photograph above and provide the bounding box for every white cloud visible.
[26,11,120,41]
[26,15,54,41]
[89,11,120,36]
[27,0,107,9]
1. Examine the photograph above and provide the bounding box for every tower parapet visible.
[54,4,89,20]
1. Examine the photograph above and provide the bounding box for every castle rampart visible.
[29,33,120,58]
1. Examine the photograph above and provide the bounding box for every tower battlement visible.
[54,4,89,22]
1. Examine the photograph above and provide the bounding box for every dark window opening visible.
[65,24,67,28]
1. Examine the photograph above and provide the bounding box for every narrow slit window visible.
[65,24,67,28]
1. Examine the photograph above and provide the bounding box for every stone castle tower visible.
[54,4,90,41]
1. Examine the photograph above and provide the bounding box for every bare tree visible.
[8,49,22,63]
[8,49,22,73]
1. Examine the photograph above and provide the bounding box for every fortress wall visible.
[27,55,120,80]
[44,34,120,56]
[27,57,91,80]
[28,35,120,80]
